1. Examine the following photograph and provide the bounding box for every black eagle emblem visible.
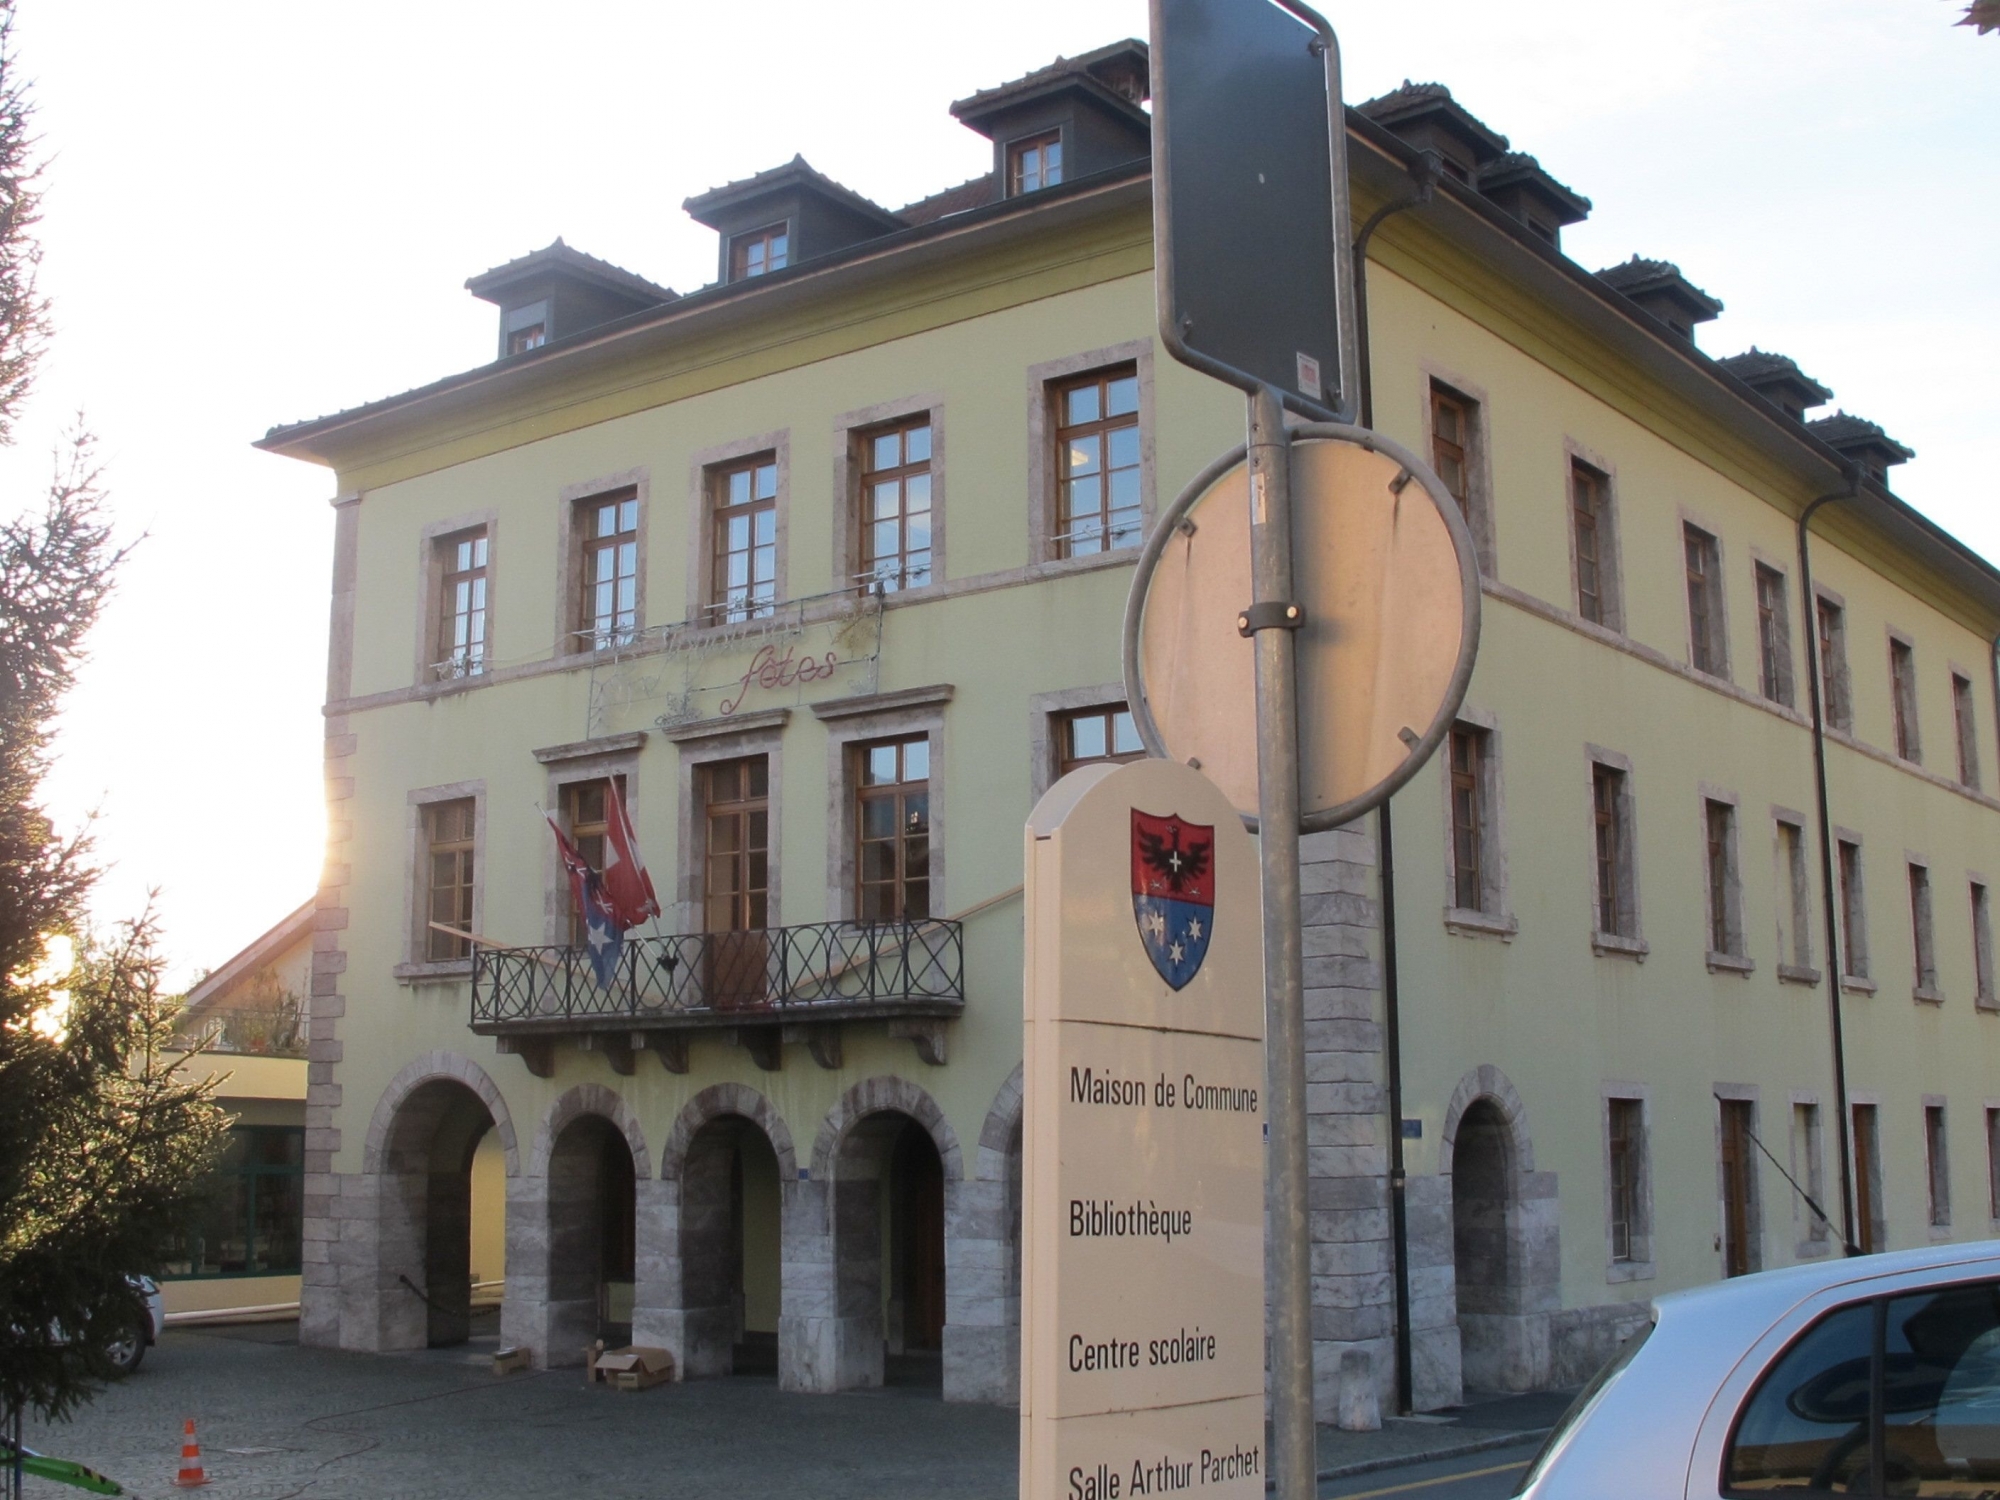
[1137,823,1211,895]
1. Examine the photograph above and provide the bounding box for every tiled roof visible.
[1356,80,1510,157]
[1596,255,1724,316]
[1716,348,1834,405]
[949,38,1149,122]
[898,173,1001,226]
[464,238,675,303]
[1476,151,1591,217]
[1809,411,1915,463]
[682,154,904,229]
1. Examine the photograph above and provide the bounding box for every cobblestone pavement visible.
[21,1321,1015,1500]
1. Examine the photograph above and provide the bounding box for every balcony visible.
[469,919,963,1075]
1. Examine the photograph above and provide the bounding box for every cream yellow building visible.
[257,44,2000,1412]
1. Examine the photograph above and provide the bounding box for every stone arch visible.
[812,1074,963,1183]
[1438,1064,1537,1179]
[528,1082,651,1180]
[660,1082,798,1183]
[363,1050,519,1177]
[974,1063,1025,1183]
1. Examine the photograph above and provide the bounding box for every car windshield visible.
[1511,1322,1654,1497]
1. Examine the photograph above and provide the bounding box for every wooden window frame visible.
[1791,1101,1829,1251]
[1974,880,1996,1009]
[1007,130,1062,196]
[1683,523,1725,677]
[1987,1106,2000,1222]
[1430,384,1475,525]
[1590,759,1638,943]
[709,454,780,624]
[855,416,935,594]
[1838,837,1869,980]
[557,776,627,946]
[434,527,489,680]
[1776,814,1815,976]
[700,757,770,935]
[1705,798,1744,959]
[1910,861,1940,999]
[1852,1102,1882,1253]
[1571,461,1610,626]
[1754,561,1794,707]
[1054,703,1145,780]
[1719,1098,1759,1277]
[1449,725,1487,913]
[1051,365,1143,560]
[730,222,790,281]
[854,735,932,922]
[573,490,641,652]
[1925,1102,1951,1228]
[1607,1097,1645,1265]
[1889,636,1922,763]
[424,798,478,962]
[1953,672,1982,789]
[1816,595,1853,731]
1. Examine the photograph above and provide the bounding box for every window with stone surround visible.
[1705,798,1745,961]
[1839,837,1869,981]
[1055,704,1144,779]
[855,417,934,594]
[1791,1102,1829,1249]
[1754,562,1793,707]
[1926,1103,1951,1227]
[1974,881,1996,1009]
[1776,815,1814,977]
[856,737,931,921]
[1816,596,1853,731]
[1589,755,1641,947]
[1447,723,1501,916]
[558,777,627,946]
[1910,861,1940,1000]
[709,455,778,622]
[432,528,489,680]
[1429,383,1479,532]
[1607,1096,1648,1266]
[1719,1098,1761,1277]
[1988,1108,2000,1221]
[1890,636,1922,764]
[425,798,477,961]
[573,490,640,650]
[1570,460,1614,627]
[1052,366,1142,559]
[1955,672,1982,789]
[1683,523,1726,678]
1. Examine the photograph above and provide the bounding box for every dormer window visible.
[508,323,546,355]
[730,223,790,281]
[500,299,551,360]
[1008,131,1063,195]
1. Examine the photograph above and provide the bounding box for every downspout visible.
[1796,468,1864,1255]
[1352,150,1437,1418]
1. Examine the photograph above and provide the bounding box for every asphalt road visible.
[1321,1440,1543,1500]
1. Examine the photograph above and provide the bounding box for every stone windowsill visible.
[1605,1257,1656,1285]
[393,959,472,985]
[1778,963,1824,987]
[1842,974,1879,996]
[1794,1236,1835,1260]
[1706,950,1755,976]
[1978,995,2000,1014]
[1592,931,1649,961]
[1913,985,1946,1006]
[1929,1222,1956,1242]
[1443,907,1518,941]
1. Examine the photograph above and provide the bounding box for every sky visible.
[3,0,1993,987]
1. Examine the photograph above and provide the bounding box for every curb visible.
[1310,1427,1551,1484]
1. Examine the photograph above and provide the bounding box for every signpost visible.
[1020,759,1266,1499]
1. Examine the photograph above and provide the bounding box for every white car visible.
[103,1275,165,1376]
[1514,1240,2000,1497]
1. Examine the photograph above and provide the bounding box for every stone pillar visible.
[942,1176,1018,1403]
[778,1178,838,1391]
[1298,822,1398,1422]
[1404,1173,1464,1410]
[499,1174,552,1365]
[629,1177,683,1374]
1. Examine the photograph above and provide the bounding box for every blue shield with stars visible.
[1131,808,1216,991]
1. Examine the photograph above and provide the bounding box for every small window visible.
[1684,523,1725,677]
[575,492,640,650]
[1853,1102,1883,1252]
[508,323,546,355]
[434,528,489,680]
[1052,366,1141,558]
[1839,838,1869,979]
[1792,1102,1828,1246]
[425,798,477,961]
[1007,130,1062,195]
[1591,761,1636,940]
[1926,1104,1951,1226]
[1571,461,1612,626]
[1973,882,1996,1008]
[857,418,933,593]
[1607,1098,1645,1264]
[730,223,789,281]
[1719,1099,1759,1276]
[1449,724,1491,913]
[1911,863,1939,997]
[1777,818,1813,972]
[710,456,778,623]
[1056,705,1144,779]
[1955,672,1982,789]
[1890,638,1922,763]
[1754,562,1793,707]
[1429,384,1476,523]
[856,737,931,921]
[1706,799,1743,958]
[1816,597,1853,731]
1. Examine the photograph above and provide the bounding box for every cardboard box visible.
[585,1342,675,1391]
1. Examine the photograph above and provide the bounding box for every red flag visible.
[547,814,594,917]
[600,782,661,929]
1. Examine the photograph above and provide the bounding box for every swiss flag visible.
[600,781,661,930]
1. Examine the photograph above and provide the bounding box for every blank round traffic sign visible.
[1122,423,1480,833]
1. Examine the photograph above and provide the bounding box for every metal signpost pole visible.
[1244,384,1314,1500]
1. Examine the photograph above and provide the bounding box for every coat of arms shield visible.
[1130,808,1216,990]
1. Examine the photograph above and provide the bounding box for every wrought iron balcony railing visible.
[468,918,963,1033]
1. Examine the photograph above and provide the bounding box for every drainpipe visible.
[1796,467,1864,1255]
[1352,150,1437,1418]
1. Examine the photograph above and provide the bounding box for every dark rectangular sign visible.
[1150,0,1349,414]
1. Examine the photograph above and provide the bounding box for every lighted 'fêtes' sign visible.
[719,643,841,715]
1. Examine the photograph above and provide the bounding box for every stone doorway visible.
[1448,1092,1557,1392]
[378,1078,498,1349]
[678,1114,783,1376]
[827,1110,947,1391]
[546,1113,638,1357]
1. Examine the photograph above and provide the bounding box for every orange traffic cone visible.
[174,1417,208,1488]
